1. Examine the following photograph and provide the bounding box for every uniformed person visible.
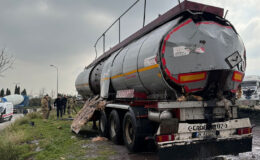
[67,96,77,118]
[48,96,52,111]
[41,94,50,119]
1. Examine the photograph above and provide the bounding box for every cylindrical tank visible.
[76,12,246,100]
[3,94,24,106]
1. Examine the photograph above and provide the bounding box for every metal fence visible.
[93,0,185,59]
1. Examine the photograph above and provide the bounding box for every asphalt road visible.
[224,117,260,160]
[0,114,24,131]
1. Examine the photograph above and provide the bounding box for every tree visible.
[17,86,20,94]
[14,85,21,94]
[14,85,18,94]
[21,89,27,96]
[0,88,4,97]
[6,88,11,95]
[0,48,14,76]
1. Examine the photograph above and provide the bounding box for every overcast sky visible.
[0,0,259,97]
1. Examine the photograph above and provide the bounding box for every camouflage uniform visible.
[41,96,49,119]
[68,97,77,117]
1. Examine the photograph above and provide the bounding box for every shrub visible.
[27,112,42,119]
[15,116,30,126]
[0,138,21,160]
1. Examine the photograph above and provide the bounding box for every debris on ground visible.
[71,96,107,134]
[177,96,186,102]
[29,121,35,126]
[35,146,43,152]
[91,136,108,142]
[190,95,203,101]
[177,95,203,102]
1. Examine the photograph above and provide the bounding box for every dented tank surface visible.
[76,2,246,101]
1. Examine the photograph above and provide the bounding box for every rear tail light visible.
[178,72,206,83]
[237,127,252,135]
[232,71,244,82]
[156,134,175,142]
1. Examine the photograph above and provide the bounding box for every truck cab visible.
[240,75,260,106]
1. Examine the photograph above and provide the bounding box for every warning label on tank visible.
[173,46,190,57]
[144,55,157,67]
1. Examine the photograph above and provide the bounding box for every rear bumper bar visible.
[158,136,252,160]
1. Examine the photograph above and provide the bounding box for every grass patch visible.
[0,108,117,160]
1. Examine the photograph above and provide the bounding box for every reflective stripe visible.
[76,83,89,88]
[111,74,124,79]
[232,71,244,82]
[2,113,13,118]
[124,69,137,76]
[138,64,159,72]
[106,64,159,80]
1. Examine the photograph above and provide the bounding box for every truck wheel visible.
[98,110,109,137]
[109,110,123,144]
[123,111,143,152]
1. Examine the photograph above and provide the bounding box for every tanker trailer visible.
[75,1,252,159]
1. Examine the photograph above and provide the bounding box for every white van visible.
[0,102,13,122]
[240,75,260,105]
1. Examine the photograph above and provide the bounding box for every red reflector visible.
[232,71,244,82]
[178,72,207,83]
[237,128,252,135]
[156,134,175,142]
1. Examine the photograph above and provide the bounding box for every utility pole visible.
[50,65,59,98]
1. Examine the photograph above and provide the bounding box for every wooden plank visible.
[71,96,106,134]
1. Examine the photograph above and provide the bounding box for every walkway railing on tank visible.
[94,0,183,59]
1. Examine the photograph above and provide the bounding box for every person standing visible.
[67,96,72,118]
[62,95,68,115]
[54,94,63,120]
[48,96,52,111]
[41,94,49,119]
[71,97,77,114]
[67,96,77,118]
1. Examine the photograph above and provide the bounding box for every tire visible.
[109,110,123,144]
[98,110,109,137]
[123,111,144,152]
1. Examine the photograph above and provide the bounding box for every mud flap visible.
[158,136,252,160]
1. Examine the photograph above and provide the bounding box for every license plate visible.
[187,123,228,132]
[198,130,216,138]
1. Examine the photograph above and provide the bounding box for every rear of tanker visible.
[75,1,252,159]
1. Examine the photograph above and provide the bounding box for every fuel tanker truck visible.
[75,1,252,159]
